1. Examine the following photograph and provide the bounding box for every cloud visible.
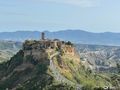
[43,0,101,7]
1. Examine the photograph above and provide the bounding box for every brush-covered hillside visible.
[0,41,22,63]
[0,40,118,90]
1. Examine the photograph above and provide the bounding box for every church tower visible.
[41,32,45,40]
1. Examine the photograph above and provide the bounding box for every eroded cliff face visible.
[0,40,117,90]
[76,44,120,73]
[0,40,79,90]
[0,49,54,90]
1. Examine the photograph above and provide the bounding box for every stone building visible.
[23,32,74,57]
[41,32,45,40]
[23,32,63,50]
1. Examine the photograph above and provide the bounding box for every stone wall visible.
[23,40,63,50]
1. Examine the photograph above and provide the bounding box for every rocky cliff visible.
[0,40,117,90]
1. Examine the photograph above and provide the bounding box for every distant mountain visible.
[0,30,120,45]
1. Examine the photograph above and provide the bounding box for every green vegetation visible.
[0,50,52,90]
[0,41,119,90]
[53,54,113,90]
[65,41,73,46]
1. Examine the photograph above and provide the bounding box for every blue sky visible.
[0,0,120,32]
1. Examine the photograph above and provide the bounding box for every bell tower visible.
[41,32,45,40]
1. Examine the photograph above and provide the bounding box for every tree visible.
[66,41,73,46]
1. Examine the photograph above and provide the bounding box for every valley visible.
[76,44,120,73]
[0,41,22,63]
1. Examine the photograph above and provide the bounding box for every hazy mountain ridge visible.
[1,30,120,45]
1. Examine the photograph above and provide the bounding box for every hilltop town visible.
[0,33,118,90]
[23,32,75,58]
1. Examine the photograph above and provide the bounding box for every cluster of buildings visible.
[23,32,63,50]
[23,32,75,56]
